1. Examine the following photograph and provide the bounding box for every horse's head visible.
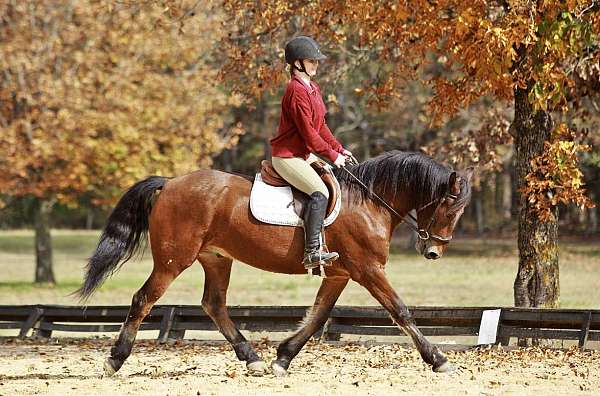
[415,168,473,259]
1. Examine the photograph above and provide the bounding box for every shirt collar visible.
[292,75,315,94]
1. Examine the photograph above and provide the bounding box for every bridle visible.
[407,192,457,243]
[339,156,457,244]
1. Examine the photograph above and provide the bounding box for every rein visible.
[339,156,455,244]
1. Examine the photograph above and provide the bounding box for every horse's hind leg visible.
[199,254,268,375]
[271,275,349,376]
[104,248,195,376]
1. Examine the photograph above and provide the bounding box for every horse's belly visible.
[206,221,308,274]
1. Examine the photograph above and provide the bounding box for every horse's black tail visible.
[75,176,168,302]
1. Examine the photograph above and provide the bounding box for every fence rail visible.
[1,305,599,349]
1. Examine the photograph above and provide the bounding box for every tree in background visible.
[211,0,598,308]
[0,0,241,283]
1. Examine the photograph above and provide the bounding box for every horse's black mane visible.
[332,150,471,213]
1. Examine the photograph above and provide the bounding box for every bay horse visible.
[76,150,472,376]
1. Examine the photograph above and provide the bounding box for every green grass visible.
[0,230,598,308]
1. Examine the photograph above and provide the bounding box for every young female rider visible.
[270,36,352,270]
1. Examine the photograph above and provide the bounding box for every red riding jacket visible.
[270,75,344,163]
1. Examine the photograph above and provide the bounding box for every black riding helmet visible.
[285,36,327,75]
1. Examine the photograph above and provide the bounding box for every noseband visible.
[339,158,456,244]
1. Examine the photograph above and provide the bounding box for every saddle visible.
[260,159,338,218]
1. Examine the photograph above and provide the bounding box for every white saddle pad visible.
[249,174,341,227]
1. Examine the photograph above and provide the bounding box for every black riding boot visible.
[302,192,339,269]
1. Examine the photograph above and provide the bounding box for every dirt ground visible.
[0,338,598,396]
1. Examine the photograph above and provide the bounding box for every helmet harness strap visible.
[293,59,310,77]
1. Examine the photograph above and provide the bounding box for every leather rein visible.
[340,156,456,244]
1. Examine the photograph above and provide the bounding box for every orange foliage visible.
[521,124,595,222]
[0,0,242,207]
[422,105,512,178]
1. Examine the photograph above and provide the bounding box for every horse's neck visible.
[344,189,409,235]
[368,186,415,215]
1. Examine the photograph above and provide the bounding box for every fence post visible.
[19,307,44,338]
[320,318,340,342]
[579,311,592,350]
[32,320,52,339]
[495,310,510,346]
[158,306,184,342]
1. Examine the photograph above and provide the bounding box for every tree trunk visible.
[501,168,512,222]
[362,126,371,160]
[578,205,586,232]
[512,85,559,309]
[590,193,598,234]
[474,191,484,234]
[86,209,95,230]
[34,198,55,284]
[262,101,273,160]
[221,148,233,172]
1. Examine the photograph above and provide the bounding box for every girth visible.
[260,159,338,218]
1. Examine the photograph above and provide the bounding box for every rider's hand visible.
[333,154,347,168]
[342,149,358,165]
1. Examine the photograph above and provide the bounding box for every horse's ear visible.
[448,172,460,195]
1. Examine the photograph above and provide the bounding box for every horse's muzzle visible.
[416,239,442,260]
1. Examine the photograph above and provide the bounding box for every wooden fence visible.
[0,305,598,349]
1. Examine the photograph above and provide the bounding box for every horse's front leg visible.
[354,265,454,373]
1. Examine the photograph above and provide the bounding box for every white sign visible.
[477,309,502,345]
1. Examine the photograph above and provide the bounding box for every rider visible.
[270,36,352,270]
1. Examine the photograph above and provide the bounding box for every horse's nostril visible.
[426,251,439,259]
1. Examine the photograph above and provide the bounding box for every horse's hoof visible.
[103,358,117,377]
[433,361,455,373]
[247,360,269,376]
[271,361,288,377]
